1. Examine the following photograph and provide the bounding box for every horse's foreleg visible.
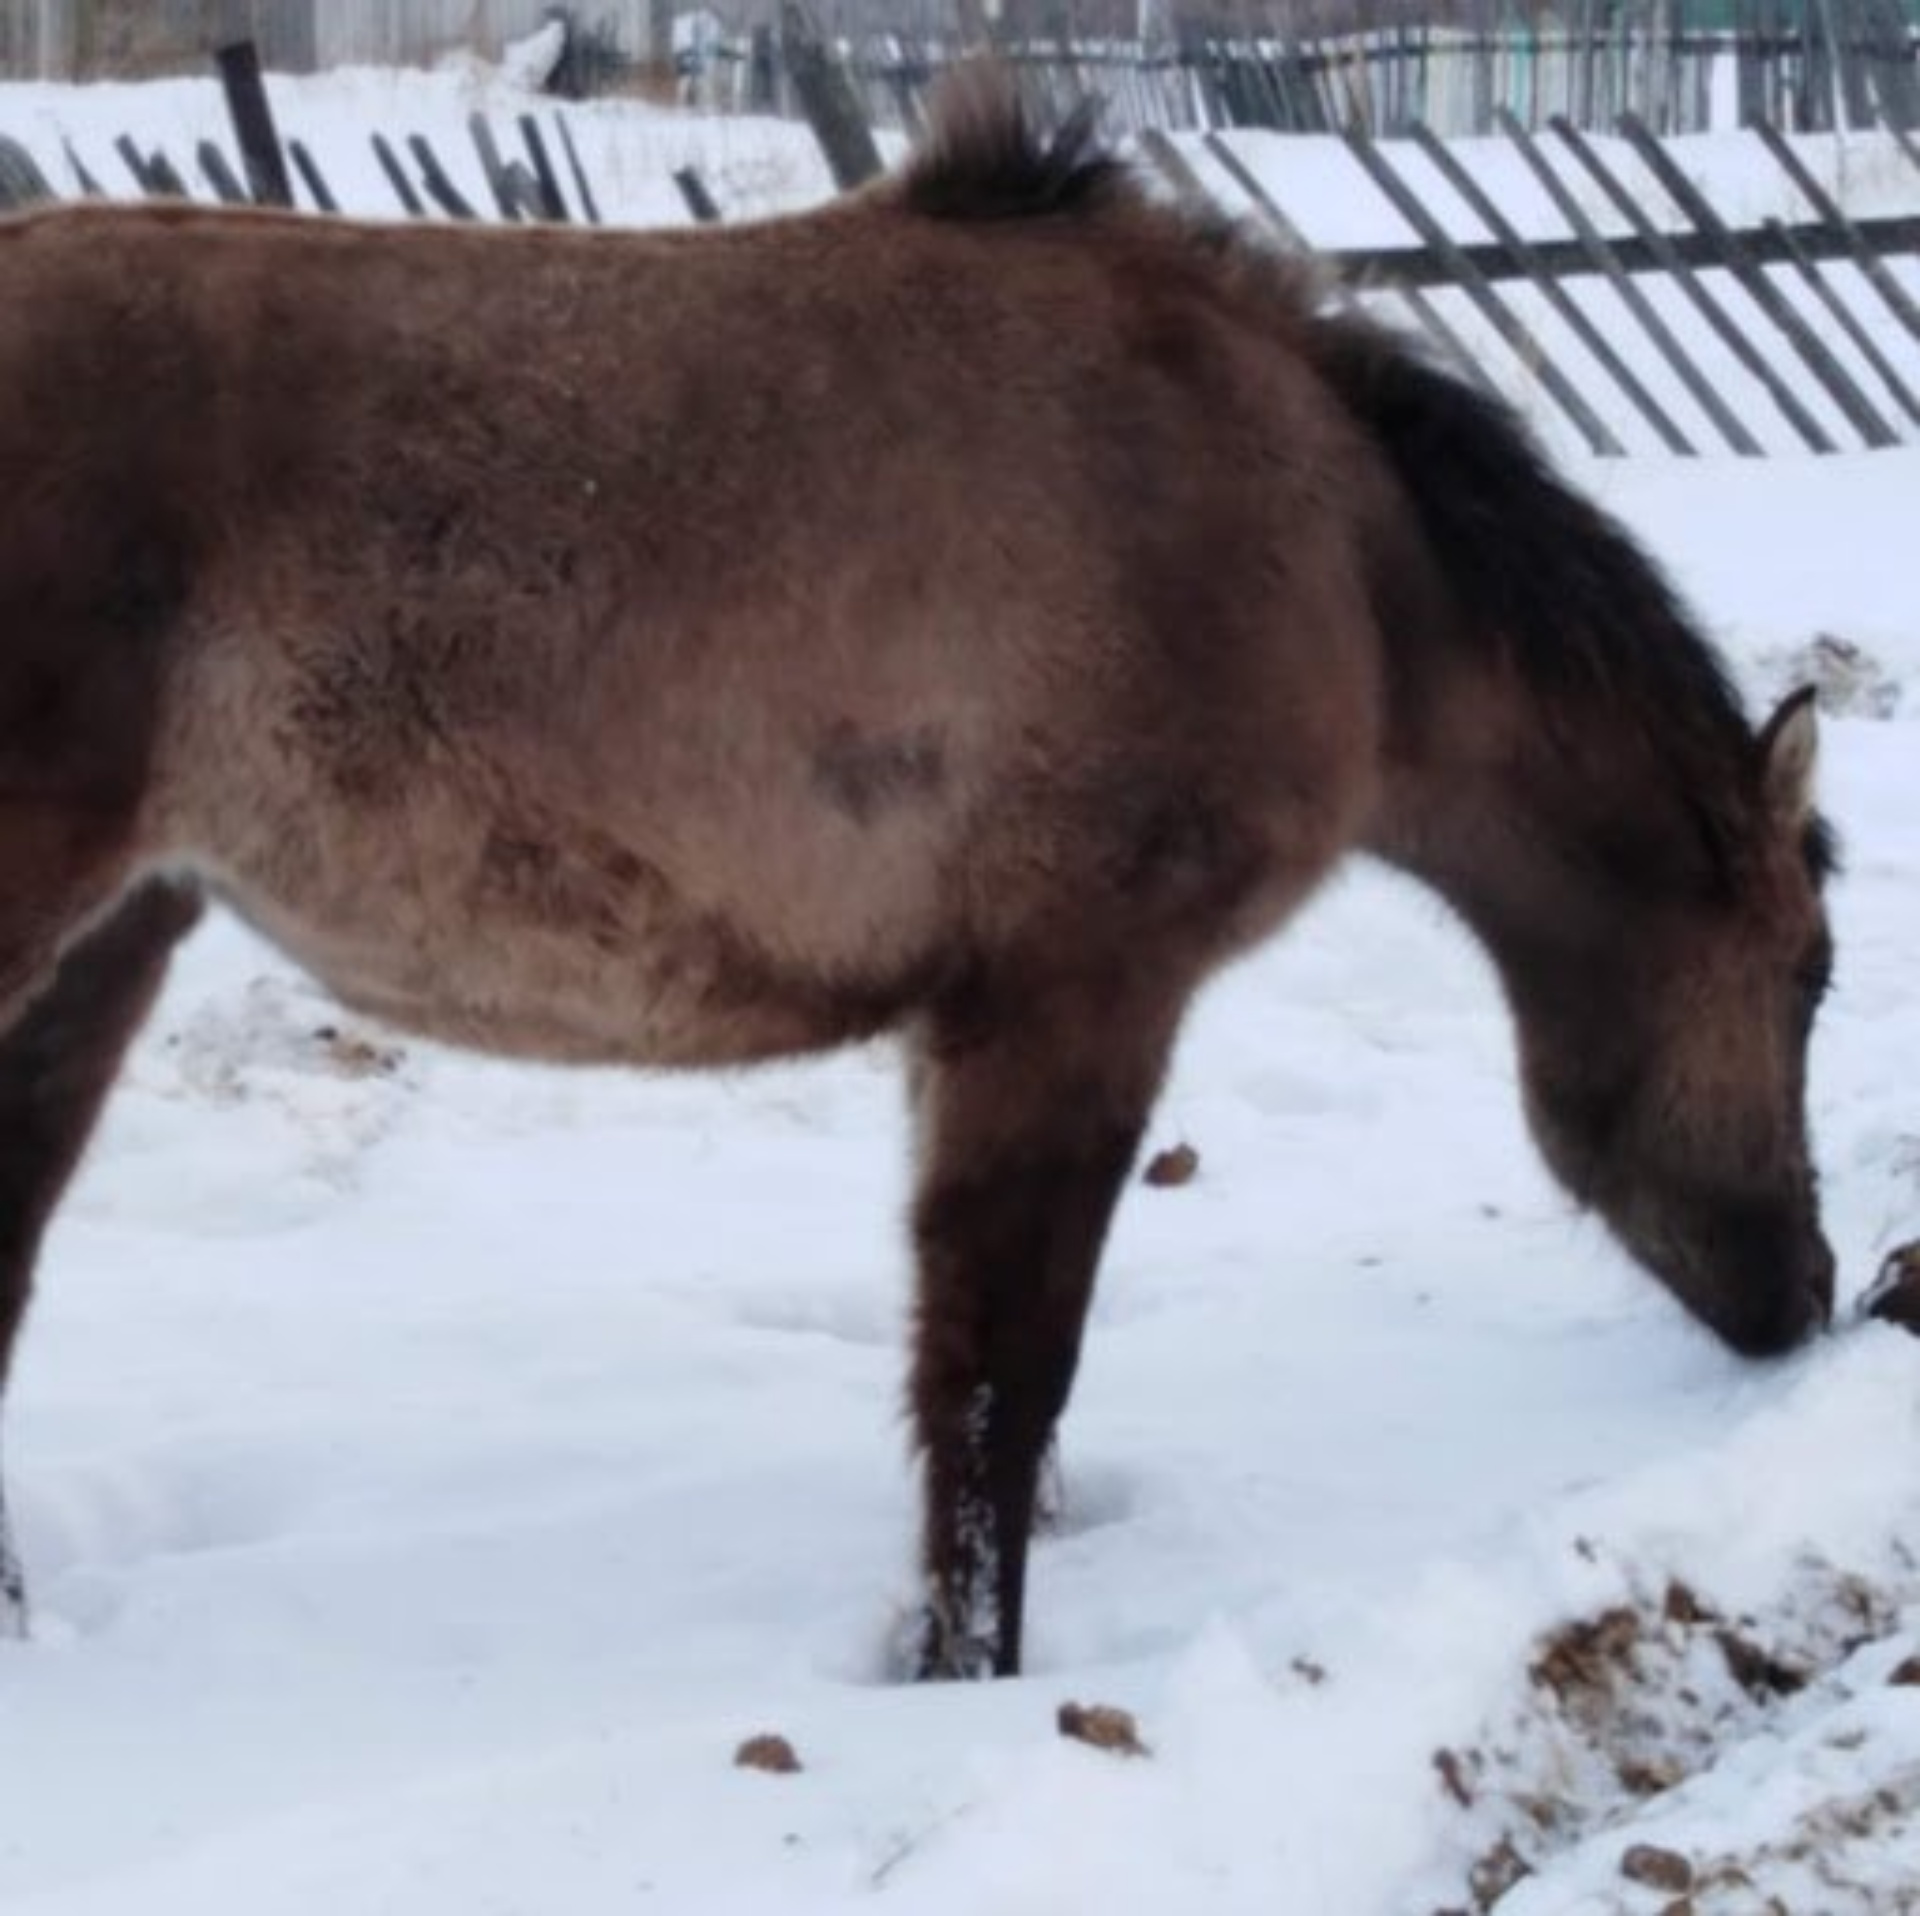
[907,976,1180,1679]
[0,877,205,1637]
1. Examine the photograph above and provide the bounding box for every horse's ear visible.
[1758,686,1819,827]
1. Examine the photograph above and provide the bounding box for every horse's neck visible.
[1361,652,1626,990]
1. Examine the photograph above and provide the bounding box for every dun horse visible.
[0,75,1835,1677]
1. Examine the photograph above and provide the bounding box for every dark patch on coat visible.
[812,722,947,824]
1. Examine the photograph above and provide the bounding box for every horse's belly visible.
[186,776,931,1069]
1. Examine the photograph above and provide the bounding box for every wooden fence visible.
[809,14,1920,137]
[3,2,1919,136]
[1,35,1917,458]
[0,0,670,78]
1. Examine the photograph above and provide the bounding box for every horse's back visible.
[3,196,1388,1066]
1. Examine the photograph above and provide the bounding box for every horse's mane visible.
[900,70,1780,874]
[897,66,1129,221]
[1302,318,1759,781]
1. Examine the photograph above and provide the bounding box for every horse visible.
[0,70,1836,1679]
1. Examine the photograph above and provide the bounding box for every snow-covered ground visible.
[2,62,1919,1916]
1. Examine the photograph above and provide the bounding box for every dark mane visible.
[1301,313,1769,856]
[900,67,1128,222]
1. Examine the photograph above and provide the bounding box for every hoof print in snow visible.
[1466,1835,1533,1909]
[1056,1701,1149,1758]
[1620,1844,1694,1893]
[734,1733,803,1775]
[1142,1142,1199,1188]
[312,1024,403,1079]
[1861,1241,1920,1334]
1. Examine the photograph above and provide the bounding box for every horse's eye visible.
[1797,958,1833,1006]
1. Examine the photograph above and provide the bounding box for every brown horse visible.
[0,73,1835,1677]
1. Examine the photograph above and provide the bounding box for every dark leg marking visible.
[0,877,204,1634]
[909,976,1179,1678]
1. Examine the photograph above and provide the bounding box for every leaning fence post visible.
[1549,115,1836,453]
[781,0,883,190]
[1494,107,1761,456]
[1616,109,1898,450]
[674,166,723,223]
[0,136,56,210]
[1408,119,1696,453]
[216,40,294,208]
[1344,126,1626,455]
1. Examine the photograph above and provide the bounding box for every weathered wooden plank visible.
[554,115,603,227]
[1345,127,1625,453]
[1765,215,1920,428]
[781,0,884,191]
[371,133,426,219]
[196,140,252,206]
[1409,119,1695,452]
[64,140,106,199]
[113,137,188,200]
[288,138,340,216]
[145,150,191,200]
[1749,115,1920,348]
[216,39,294,209]
[517,115,569,223]
[1617,109,1898,450]
[1549,116,1836,452]
[469,114,524,222]
[674,166,722,224]
[409,134,478,221]
[1494,108,1761,456]
[0,135,55,210]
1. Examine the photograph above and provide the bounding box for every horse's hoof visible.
[1861,1240,1920,1334]
[911,1608,1001,1682]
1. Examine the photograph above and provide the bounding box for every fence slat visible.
[288,138,340,215]
[409,134,478,220]
[216,40,293,208]
[1493,108,1761,456]
[555,115,603,226]
[782,0,884,190]
[1409,119,1695,452]
[371,132,427,218]
[1344,127,1626,453]
[196,140,252,206]
[469,114,524,221]
[0,134,54,209]
[1549,115,1837,452]
[517,115,569,222]
[1763,214,1920,427]
[1617,109,1898,449]
[674,165,723,224]
[1749,115,1920,348]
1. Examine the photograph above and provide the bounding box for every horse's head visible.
[1519,690,1835,1356]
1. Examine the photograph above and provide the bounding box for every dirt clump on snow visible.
[1056,1701,1150,1758]
[1860,1240,1920,1335]
[733,1733,803,1774]
[1426,1561,1914,1912]
[1142,1143,1200,1188]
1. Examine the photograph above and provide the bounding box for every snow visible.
[2,60,1920,1916]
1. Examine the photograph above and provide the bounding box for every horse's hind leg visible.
[908,971,1183,1679]
[0,877,205,1636]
